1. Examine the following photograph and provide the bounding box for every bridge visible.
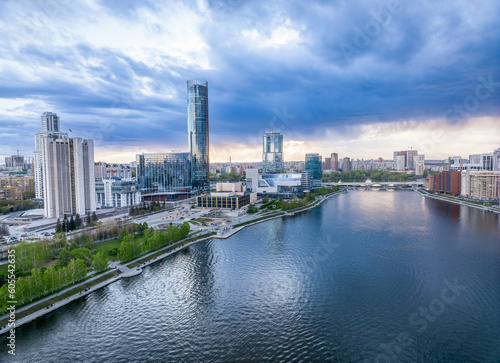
[323,181,424,189]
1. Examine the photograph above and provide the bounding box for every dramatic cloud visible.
[0,0,499,162]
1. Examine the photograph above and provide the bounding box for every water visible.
[3,190,500,362]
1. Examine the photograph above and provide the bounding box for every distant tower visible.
[187,80,209,190]
[262,132,284,173]
[331,153,339,171]
[34,112,68,199]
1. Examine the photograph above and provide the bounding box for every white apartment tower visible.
[34,112,68,198]
[42,137,96,218]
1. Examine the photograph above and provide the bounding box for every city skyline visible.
[0,0,499,163]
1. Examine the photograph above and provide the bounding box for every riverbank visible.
[415,189,500,214]
[0,189,345,334]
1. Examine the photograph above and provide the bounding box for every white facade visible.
[34,112,68,199]
[396,155,406,171]
[42,137,96,218]
[246,169,305,194]
[94,162,133,180]
[216,182,246,193]
[95,178,141,208]
[494,147,500,171]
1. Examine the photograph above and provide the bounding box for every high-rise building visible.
[305,153,322,180]
[5,155,24,168]
[262,132,284,173]
[331,153,339,171]
[34,112,68,199]
[136,153,192,200]
[187,80,209,190]
[42,137,96,218]
[494,146,500,171]
[396,153,406,171]
[461,170,500,201]
[405,150,418,169]
[415,154,425,176]
[324,157,331,170]
[342,157,351,172]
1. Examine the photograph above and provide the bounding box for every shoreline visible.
[415,189,500,214]
[0,189,345,334]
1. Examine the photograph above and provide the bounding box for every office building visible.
[305,154,322,179]
[136,152,192,200]
[95,178,141,208]
[42,137,96,218]
[331,153,339,171]
[461,170,500,201]
[34,112,68,199]
[95,162,133,180]
[187,79,209,190]
[246,169,307,195]
[262,132,284,173]
[494,146,500,171]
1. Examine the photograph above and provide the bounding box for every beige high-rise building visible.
[414,154,425,176]
[41,137,96,218]
[460,170,500,201]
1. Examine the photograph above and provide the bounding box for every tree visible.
[247,204,258,214]
[75,214,82,229]
[92,211,98,223]
[69,215,76,231]
[55,219,63,233]
[0,223,9,237]
[87,212,92,226]
[92,252,109,272]
[57,248,73,267]
[63,215,69,233]
[70,247,93,266]
[180,222,190,238]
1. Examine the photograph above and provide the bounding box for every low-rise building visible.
[197,192,257,209]
[95,178,141,208]
[245,169,307,194]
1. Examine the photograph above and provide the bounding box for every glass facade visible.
[136,153,191,194]
[197,193,250,209]
[262,132,284,173]
[305,153,322,180]
[187,80,209,190]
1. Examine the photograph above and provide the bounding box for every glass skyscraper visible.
[262,132,284,174]
[305,153,322,180]
[136,153,192,194]
[187,80,209,190]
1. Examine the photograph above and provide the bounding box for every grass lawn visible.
[94,238,122,257]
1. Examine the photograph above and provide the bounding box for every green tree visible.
[87,212,92,226]
[70,247,93,266]
[180,222,190,238]
[69,215,76,231]
[92,252,109,272]
[62,215,69,233]
[75,214,82,229]
[57,248,73,267]
[0,223,9,237]
[92,211,98,223]
[55,219,63,233]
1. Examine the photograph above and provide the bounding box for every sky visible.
[0,0,499,163]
